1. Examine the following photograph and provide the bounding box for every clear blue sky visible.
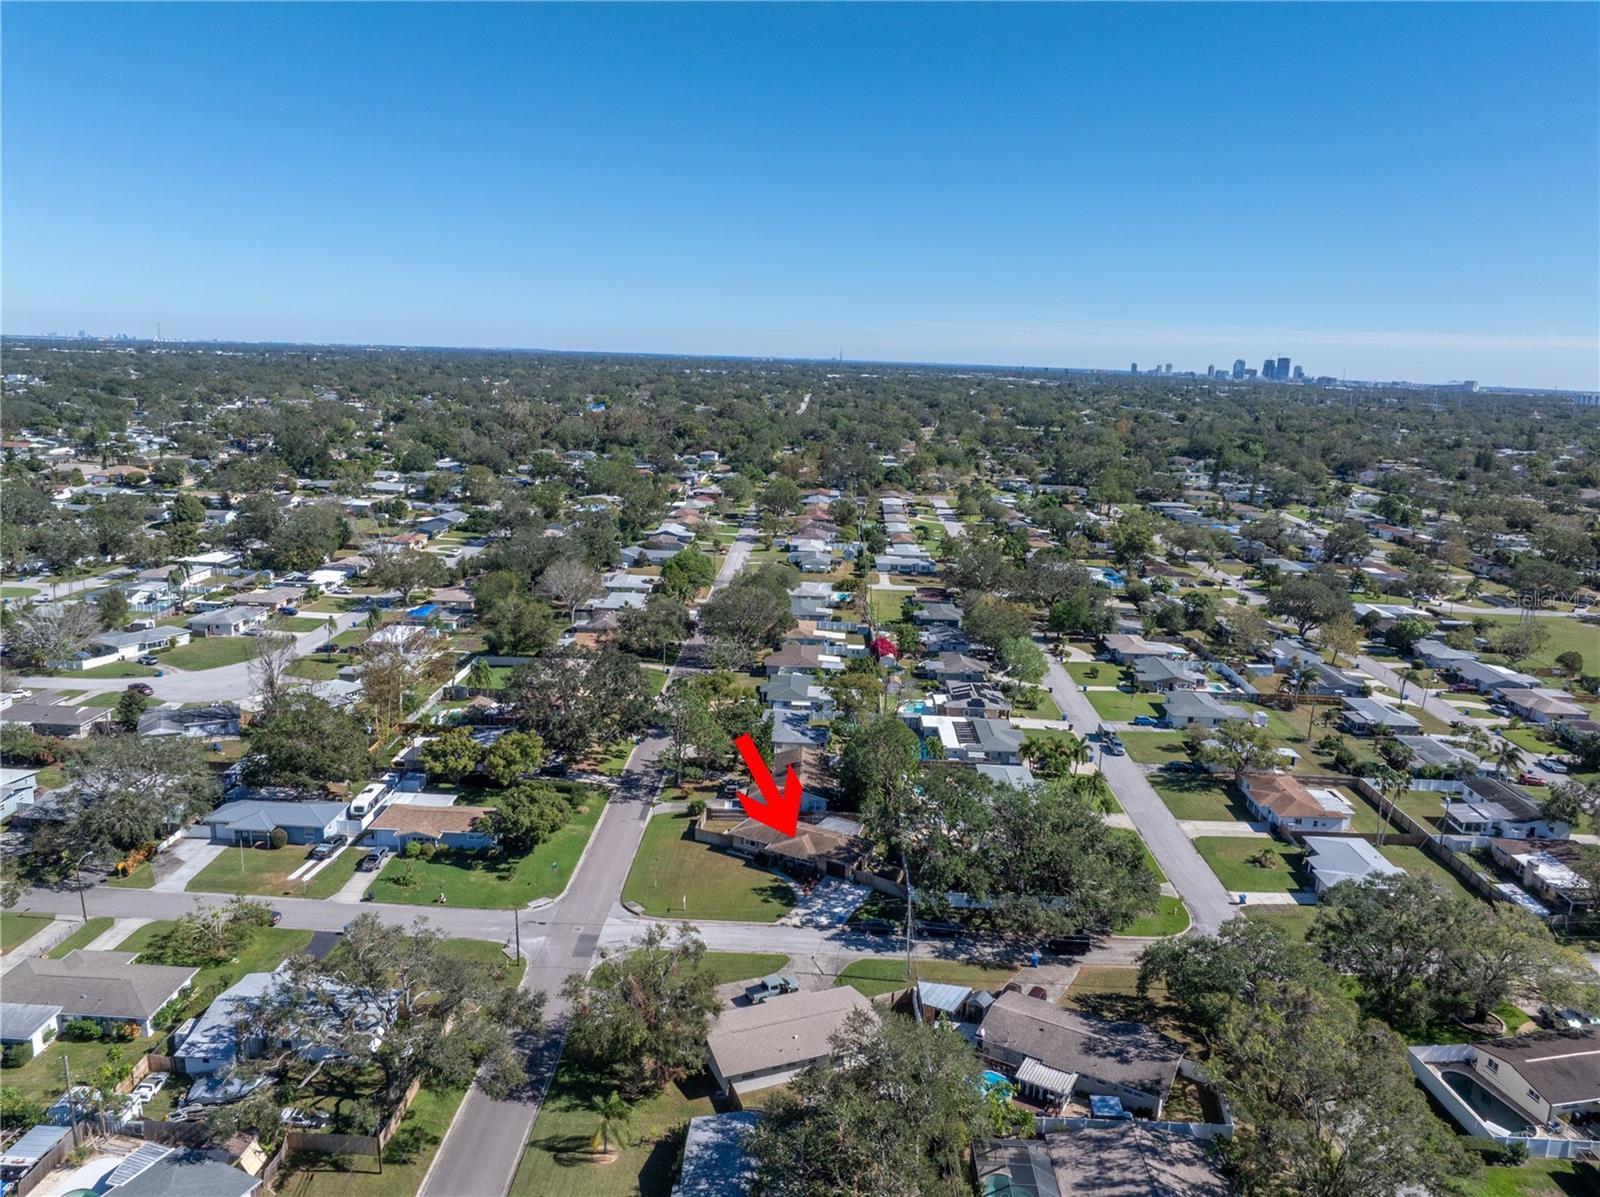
[4,3,1597,389]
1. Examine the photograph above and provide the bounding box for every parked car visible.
[744,975,800,1004]
[1449,683,1477,693]
[1159,760,1200,773]
[280,606,300,616]
[1131,715,1161,727]
[1540,758,1570,774]
[1517,772,1547,786]
[126,682,154,696]
[268,909,284,926]
[136,655,160,666]
[132,1072,169,1102]
[1102,738,1126,756]
[854,917,897,936]
[358,849,391,872]
[915,919,962,939]
[1538,1005,1600,1030]
[1046,934,1096,956]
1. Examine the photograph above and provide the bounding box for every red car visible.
[1517,772,1547,786]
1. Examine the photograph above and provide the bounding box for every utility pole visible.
[72,851,94,924]
[512,911,521,964]
[63,1056,80,1146]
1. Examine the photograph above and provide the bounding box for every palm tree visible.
[467,656,496,692]
[1073,769,1115,814]
[1491,737,1526,780]
[590,1092,631,1155]
[1373,766,1408,848]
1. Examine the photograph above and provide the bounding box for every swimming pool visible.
[1442,1069,1535,1135]
[980,1070,1013,1095]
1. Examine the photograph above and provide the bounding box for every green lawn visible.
[0,912,52,954]
[1376,844,1482,904]
[1152,776,1253,823]
[157,636,260,671]
[1473,614,1596,672]
[834,958,1019,998]
[48,916,115,957]
[366,798,605,908]
[278,1082,469,1197]
[1241,903,1320,942]
[1063,660,1126,687]
[80,690,130,707]
[1011,688,1063,720]
[107,860,157,888]
[76,660,158,678]
[622,812,795,921]
[1084,688,1165,723]
[190,842,365,900]
[1462,1159,1598,1197]
[117,921,315,993]
[0,584,39,598]
[1121,730,1190,764]
[867,588,906,624]
[269,615,330,632]
[0,1032,163,1105]
[1119,896,1191,937]
[640,667,670,697]
[510,1065,719,1197]
[1193,836,1309,893]
[287,654,343,680]
[1501,725,1558,755]
[697,951,791,985]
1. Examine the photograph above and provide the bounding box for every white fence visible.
[1407,1045,1600,1160]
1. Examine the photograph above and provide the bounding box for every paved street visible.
[1038,645,1236,934]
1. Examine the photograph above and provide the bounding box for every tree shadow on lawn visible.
[536,1070,716,1170]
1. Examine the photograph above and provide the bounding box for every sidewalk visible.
[85,916,149,951]
[151,841,228,892]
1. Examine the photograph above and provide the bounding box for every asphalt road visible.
[1038,646,1237,935]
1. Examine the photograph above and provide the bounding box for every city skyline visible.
[3,3,1597,389]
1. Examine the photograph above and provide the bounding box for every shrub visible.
[61,1019,103,1042]
[268,827,288,850]
[686,798,707,818]
[1,1042,33,1067]
[113,1023,140,1043]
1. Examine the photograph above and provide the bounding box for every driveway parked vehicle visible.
[744,975,800,1004]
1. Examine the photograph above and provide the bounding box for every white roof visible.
[1303,836,1404,888]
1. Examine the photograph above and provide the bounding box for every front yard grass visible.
[287,654,344,681]
[190,842,366,900]
[622,812,795,922]
[117,921,316,996]
[157,636,259,670]
[1152,776,1253,823]
[75,660,158,678]
[1192,836,1309,893]
[1376,844,1482,904]
[277,1081,470,1197]
[1241,903,1320,942]
[1084,688,1165,723]
[867,588,906,624]
[698,952,791,985]
[835,958,1018,998]
[366,798,605,907]
[1063,660,1125,687]
[47,916,115,957]
[0,1031,163,1106]
[1120,730,1190,764]
[0,912,52,954]
[510,1064,718,1197]
[1119,896,1191,937]
[1462,1158,1598,1197]
[1010,688,1063,720]
[107,860,157,888]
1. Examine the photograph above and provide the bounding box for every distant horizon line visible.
[3,329,1595,398]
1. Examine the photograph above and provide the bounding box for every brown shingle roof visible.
[1241,772,1345,820]
[370,805,493,837]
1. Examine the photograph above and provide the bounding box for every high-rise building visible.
[1262,358,1276,380]
[1164,363,1172,374]
[1131,362,1138,374]
[1277,357,1291,381]
[1232,359,1246,380]
[1292,365,1304,381]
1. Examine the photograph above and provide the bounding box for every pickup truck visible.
[744,975,800,1004]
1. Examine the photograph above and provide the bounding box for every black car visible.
[855,917,898,936]
[268,910,283,926]
[915,919,962,939]
[126,682,155,696]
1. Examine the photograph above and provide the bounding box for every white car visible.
[1540,758,1570,774]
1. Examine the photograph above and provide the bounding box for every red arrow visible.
[733,733,800,838]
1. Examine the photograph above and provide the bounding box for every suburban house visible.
[1497,689,1587,727]
[1239,772,1354,833]
[763,643,843,675]
[1339,696,1422,736]
[1444,777,1570,841]
[1430,1028,1600,1135]
[2,951,196,1037]
[978,991,1184,1115]
[201,799,350,845]
[705,986,875,1098]
[936,682,1013,719]
[759,674,834,716]
[1490,840,1592,917]
[1394,734,1485,775]
[1413,639,1477,671]
[1302,836,1405,896]
[0,1003,61,1057]
[914,715,1023,765]
[770,709,827,749]
[1163,690,1249,731]
[1132,656,1207,693]
[90,625,192,661]
[99,1149,262,1197]
[188,605,269,637]
[1102,634,1188,665]
[919,652,989,683]
[0,701,111,739]
[913,602,963,627]
[1452,660,1541,694]
[365,805,497,852]
[0,766,38,819]
[137,702,242,739]
[673,1111,760,1197]
[722,814,874,882]
[1040,1124,1231,1197]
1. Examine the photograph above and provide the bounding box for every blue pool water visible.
[980,1070,1013,1094]
[1442,1070,1534,1135]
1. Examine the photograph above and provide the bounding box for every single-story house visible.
[91,625,192,660]
[175,966,389,1076]
[188,605,269,637]
[1339,696,1422,736]
[673,1112,760,1197]
[1497,688,1586,727]
[723,814,872,880]
[760,673,833,714]
[1102,634,1187,664]
[764,643,843,676]
[920,652,989,683]
[137,702,241,739]
[1413,639,1477,671]
[1302,835,1405,896]
[201,799,350,845]
[1163,690,1249,731]
[705,986,875,1098]
[938,682,1013,718]
[1491,839,1591,914]
[0,766,39,819]
[1452,660,1541,694]
[102,1149,262,1197]
[2,950,196,1037]
[915,715,1023,765]
[1239,772,1354,833]
[913,602,963,627]
[1042,1124,1231,1196]
[769,709,827,750]
[1133,656,1207,693]
[0,1002,61,1056]
[365,805,496,852]
[0,701,111,739]
[1443,776,1569,840]
[873,552,936,575]
[1394,734,1484,775]
[979,991,1184,1115]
